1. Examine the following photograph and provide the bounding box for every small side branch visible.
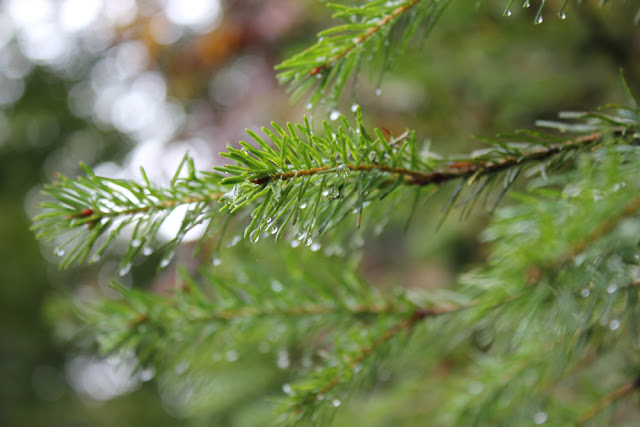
[576,377,640,425]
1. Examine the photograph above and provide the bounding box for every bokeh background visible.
[0,0,638,425]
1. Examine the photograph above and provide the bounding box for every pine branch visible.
[32,103,638,270]
[32,155,226,270]
[275,0,451,106]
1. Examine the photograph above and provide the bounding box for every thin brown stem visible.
[252,132,604,186]
[576,377,640,425]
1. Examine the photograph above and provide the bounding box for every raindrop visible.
[306,102,313,110]
[332,399,341,407]
[310,242,322,252]
[139,367,155,382]
[118,263,132,276]
[282,383,292,394]
[559,12,566,20]
[368,151,378,163]
[269,224,278,235]
[290,239,301,248]
[174,360,190,375]
[219,185,240,205]
[351,103,358,112]
[505,9,512,16]
[131,239,142,248]
[316,393,325,401]
[271,280,284,292]
[468,381,483,395]
[55,247,65,257]
[226,350,238,362]
[249,229,260,243]
[305,237,314,247]
[606,283,618,294]
[159,258,171,268]
[299,202,307,209]
[336,164,351,179]
[533,411,547,424]
[277,350,290,369]
[330,109,340,121]
[143,246,154,256]
[536,15,543,24]
[90,254,101,263]
[580,288,591,298]
[375,88,382,96]
[212,256,222,266]
[324,186,340,199]
[609,319,621,331]
[226,235,241,248]
[266,215,275,224]
[523,0,530,7]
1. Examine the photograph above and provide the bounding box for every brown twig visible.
[576,377,640,425]
[251,132,604,187]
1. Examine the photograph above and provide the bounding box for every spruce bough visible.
[32,1,640,425]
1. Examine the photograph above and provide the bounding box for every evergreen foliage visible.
[31,1,640,425]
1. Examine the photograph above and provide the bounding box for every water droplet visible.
[226,350,238,362]
[219,185,240,205]
[351,103,358,113]
[269,224,278,235]
[90,254,101,263]
[55,248,65,257]
[250,229,260,243]
[282,383,292,394]
[299,202,307,209]
[266,215,275,224]
[305,102,313,110]
[143,246,153,256]
[271,280,284,292]
[332,399,341,407]
[607,283,618,294]
[174,360,190,375]
[290,239,301,248]
[610,319,621,330]
[468,381,483,395]
[523,0,530,7]
[227,235,241,248]
[159,258,171,268]
[212,256,222,266]
[330,109,340,121]
[580,288,591,298]
[336,164,351,179]
[533,411,547,424]
[316,393,325,400]
[537,15,543,24]
[559,12,566,20]
[324,186,340,199]
[131,239,142,248]
[305,237,314,247]
[505,9,512,16]
[139,367,155,381]
[368,151,378,163]
[277,350,290,369]
[375,88,382,96]
[310,242,322,252]
[118,263,132,276]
